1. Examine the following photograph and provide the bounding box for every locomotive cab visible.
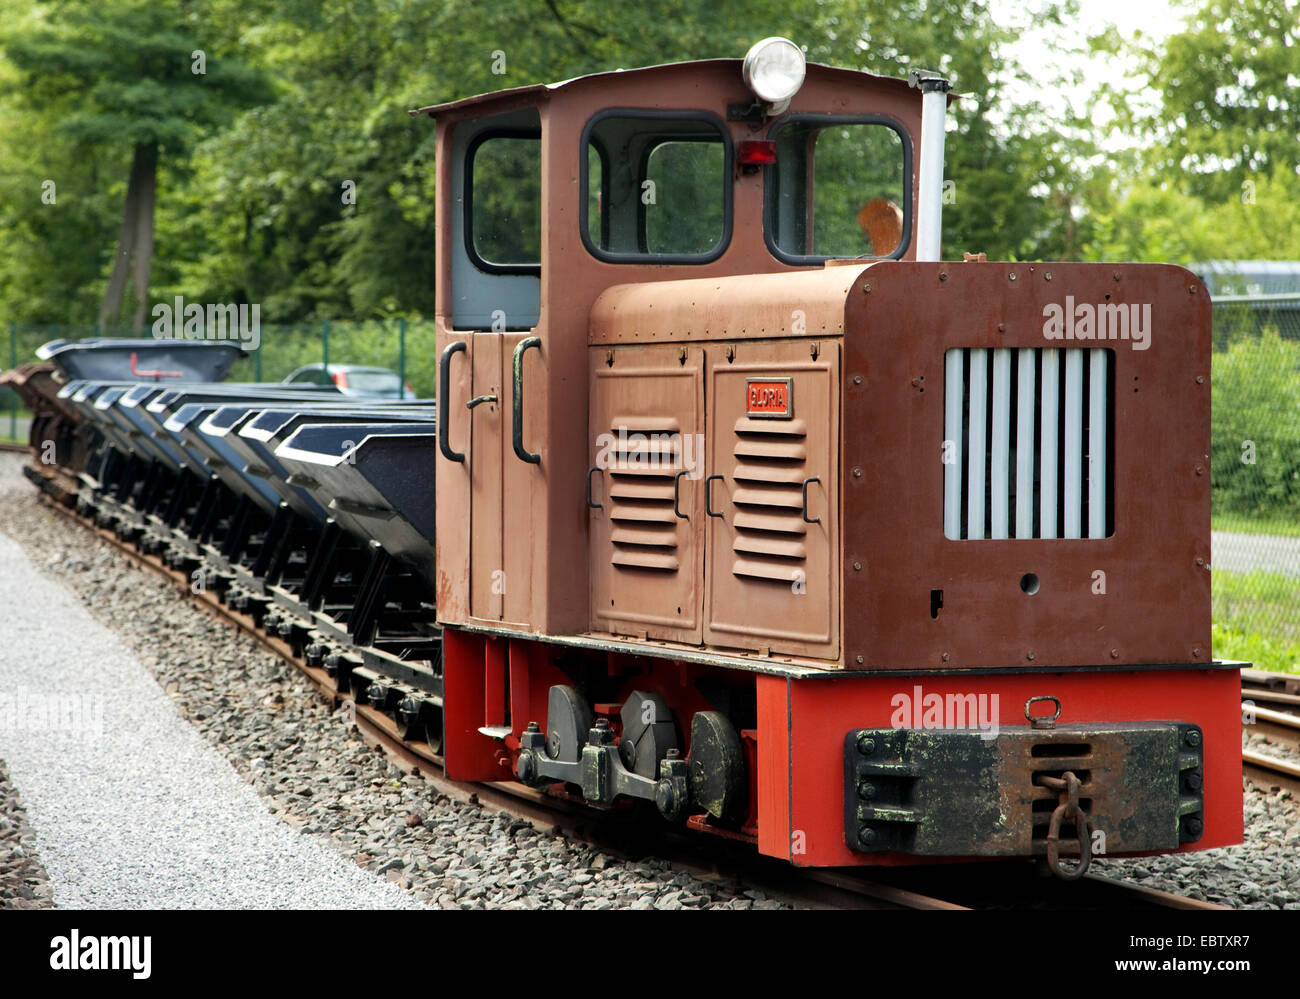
[417,42,926,653]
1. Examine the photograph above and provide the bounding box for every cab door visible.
[444,114,543,628]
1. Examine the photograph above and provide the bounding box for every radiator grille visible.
[943,347,1113,540]
[607,421,682,571]
[731,416,809,582]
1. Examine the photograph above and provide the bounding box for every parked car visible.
[281,363,415,398]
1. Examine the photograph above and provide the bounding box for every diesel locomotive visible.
[6,38,1242,878]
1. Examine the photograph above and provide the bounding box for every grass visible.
[1212,568,1300,672]
[1212,511,1300,538]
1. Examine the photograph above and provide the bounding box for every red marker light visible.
[737,140,777,166]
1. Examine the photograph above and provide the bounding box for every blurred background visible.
[0,0,1295,668]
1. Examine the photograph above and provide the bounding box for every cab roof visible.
[408,58,917,119]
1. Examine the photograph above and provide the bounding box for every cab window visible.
[467,132,541,272]
[766,118,910,261]
[452,107,542,331]
[582,112,730,263]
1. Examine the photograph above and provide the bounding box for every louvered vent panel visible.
[731,417,809,582]
[943,347,1113,540]
[608,421,682,571]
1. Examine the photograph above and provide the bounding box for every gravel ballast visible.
[1,453,1296,909]
[0,524,421,909]
[0,758,54,909]
[0,455,769,909]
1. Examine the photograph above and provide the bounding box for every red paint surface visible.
[758,667,1242,866]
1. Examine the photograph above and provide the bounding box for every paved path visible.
[1212,531,1300,578]
[0,528,420,909]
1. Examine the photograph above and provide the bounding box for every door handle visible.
[673,470,689,520]
[587,466,602,509]
[438,341,466,463]
[801,476,821,524]
[512,336,542,465]
[705,474,724,519]
[466,394,497,410]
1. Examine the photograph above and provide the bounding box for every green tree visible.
[1087,0,1300,263]
[3,0,273,329]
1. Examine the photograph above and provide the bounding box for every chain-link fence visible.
[3,296,1299,670]
[1209,295,1300,673]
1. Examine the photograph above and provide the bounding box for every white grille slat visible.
[990,348,1012,539]
[1015,348,1036,538]
[1088,349,1109,539]
[966,348,988,540]
[943,349,964,540]
[944,346,1111,541]
[1039,348,1060,539]
[1063,349,1084,539]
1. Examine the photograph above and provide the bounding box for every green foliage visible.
[1212,622,1299,674]
[1211,565,1300,674]
[1086,0,1300,263]
[1210,330,1300,520]
[0,0,274,324]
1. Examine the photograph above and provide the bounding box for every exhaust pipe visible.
[909,70,951,263]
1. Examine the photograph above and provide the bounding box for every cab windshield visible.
[766,118,909,261]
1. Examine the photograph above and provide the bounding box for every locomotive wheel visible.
[545,685,593,763]
[423,705,444,755]
[618,690,678,778]
[688,711,746,823]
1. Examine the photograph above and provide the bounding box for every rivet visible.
[941,652,950,663]
[862,283,871,294]
[1195,375,1204,384]
[1192,647,1203,659]
[857,781,876,800]
[1189,285,1198,294]
[911,377,921,387]
[853,374,863,385]
[1195,556,1205,567]
[1026,651,1036,661]
[1185,729,1202,746]
[1044,272,1053,281]
[1112,271,1121,281]
[1110,649,1119,659]
[1195,464,1205,476]
[1009,273,1018,282]
[852,466,863,478]
[852,561,862,571]
[858,827,877,846]
[857,735,876,755]
[856,655,865,665]
[997,323,1006,333]
[939,272,948,282]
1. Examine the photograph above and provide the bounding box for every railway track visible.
[1241,668,1300,798]
[30,484,1225,911]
